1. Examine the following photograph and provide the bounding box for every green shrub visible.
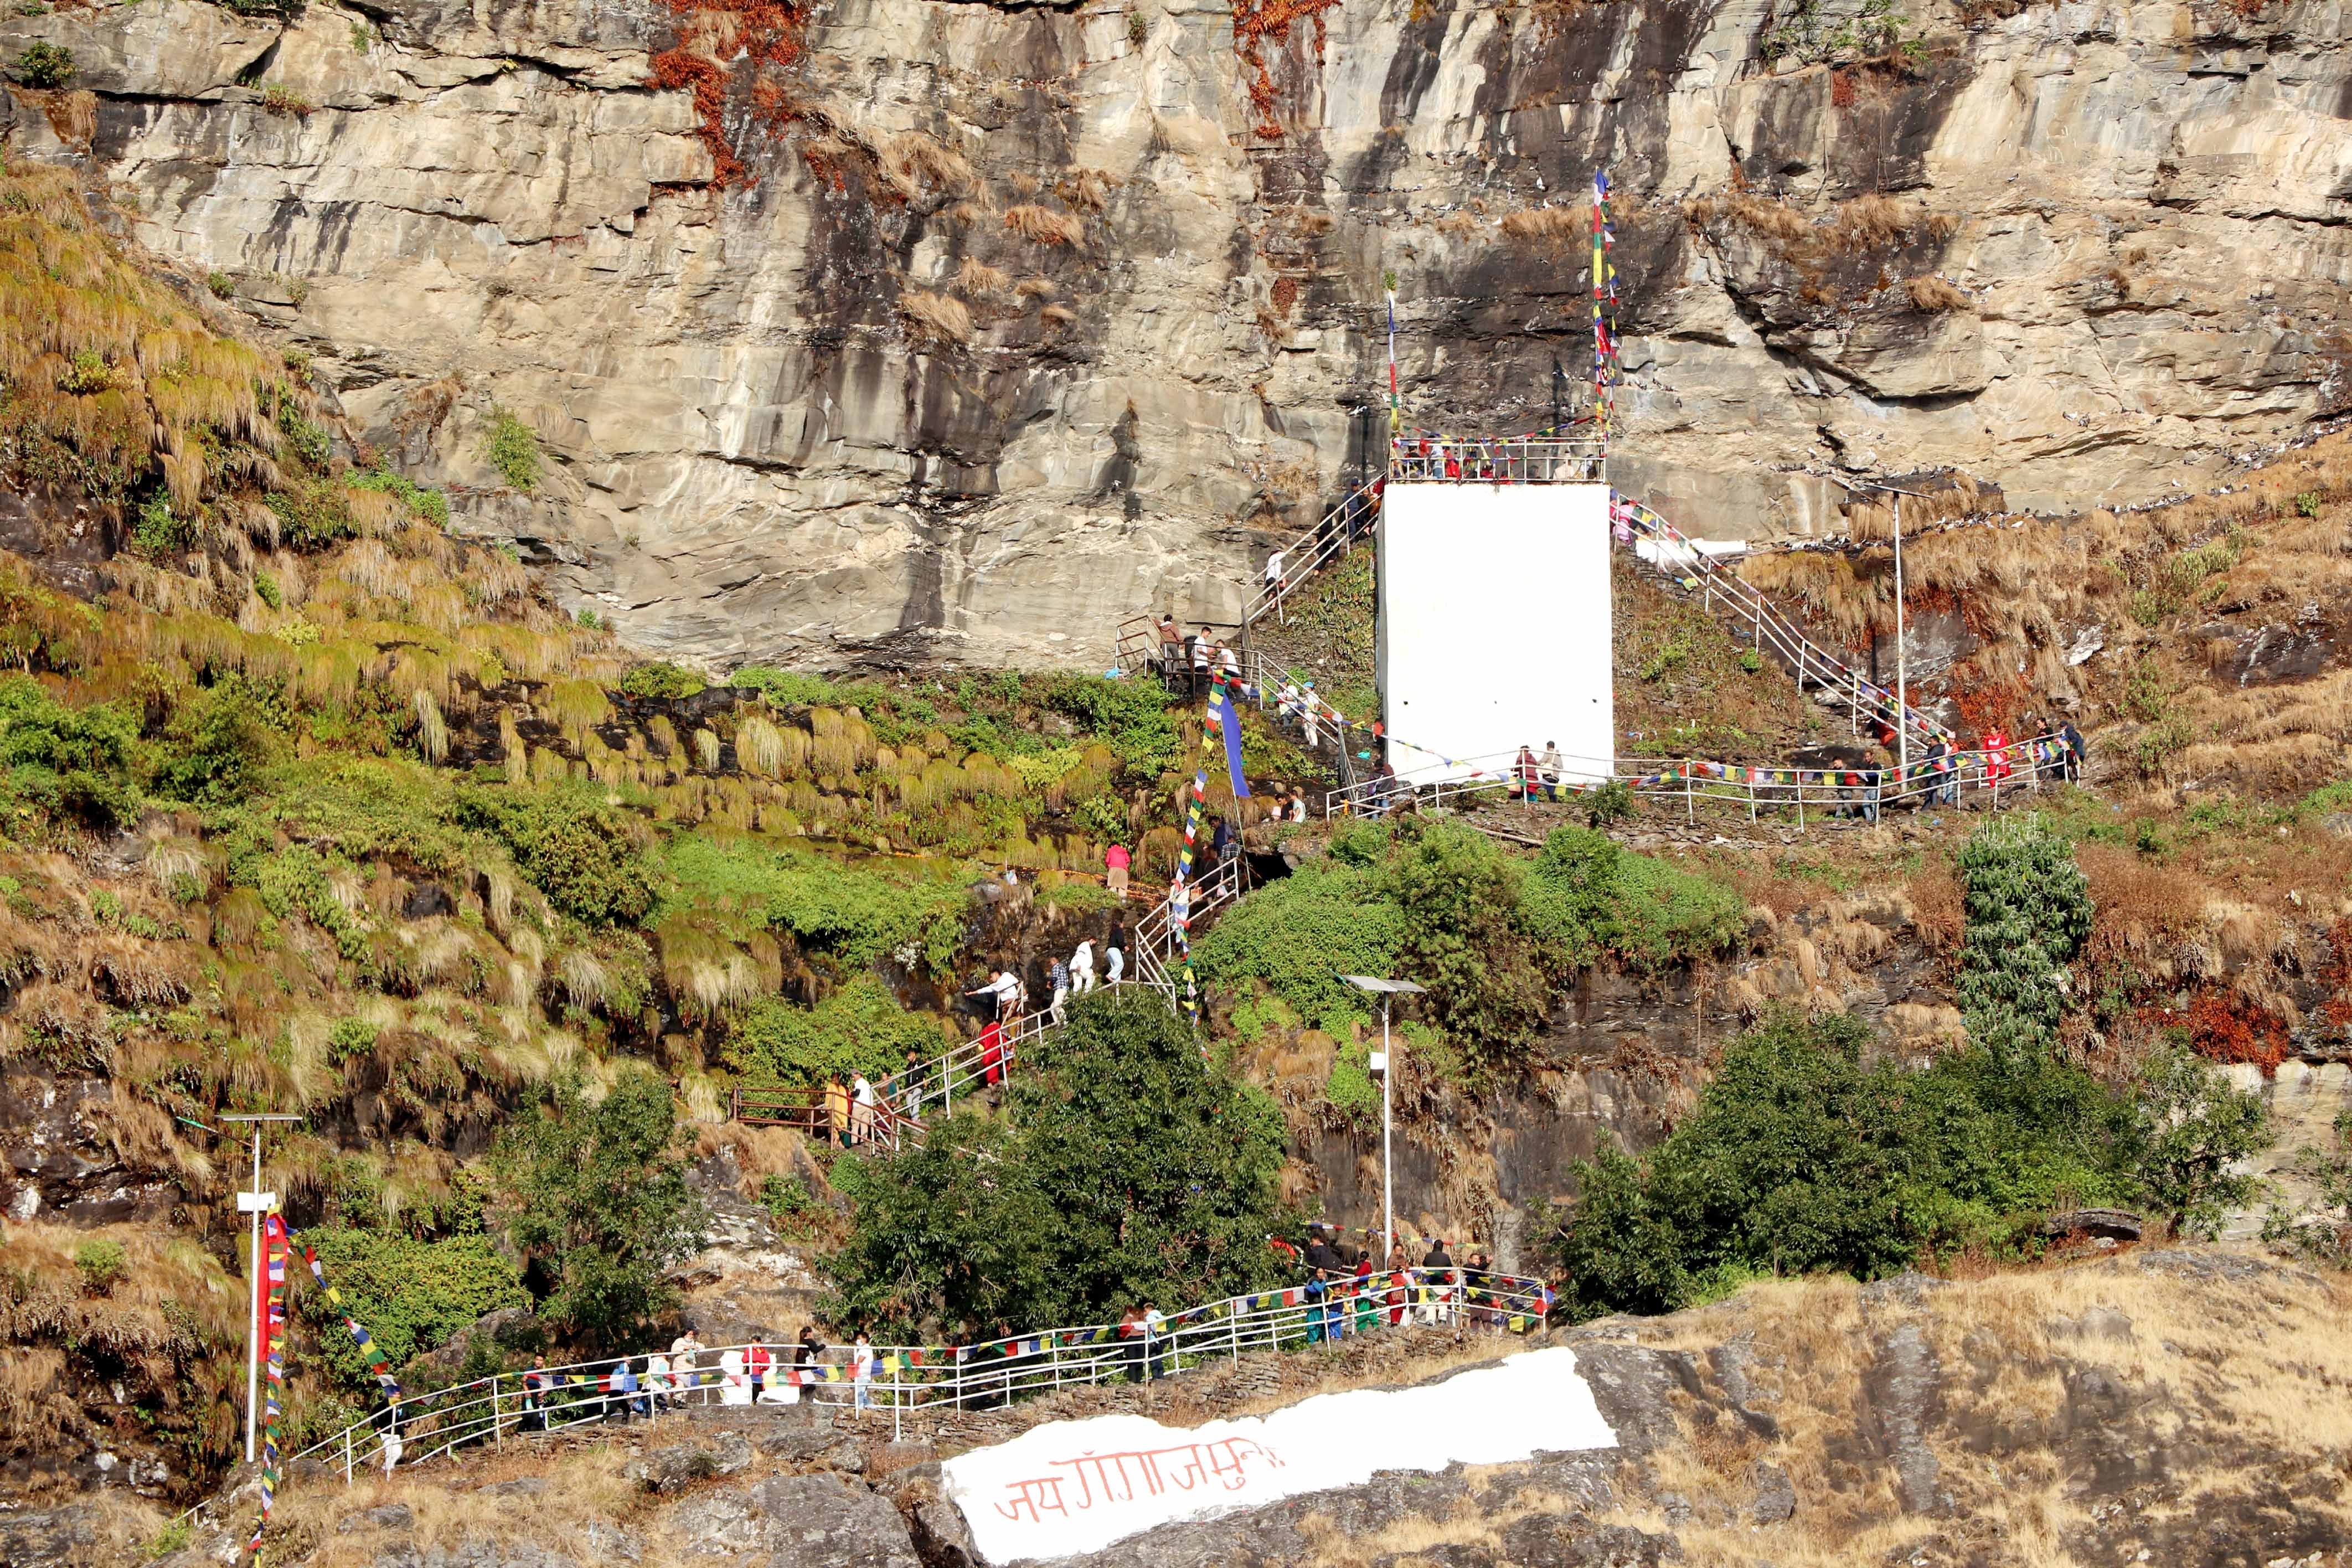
[207,270,236,300]
[1383,818,1550,1061]
[722,976,946,1089]
[253,572,283,610]
[73,1237,126,1294]
[259,84,313,117]
[2295,489,2323,518]
[575,607,601,631]
[1194,855,1403,1028]
[346,463,449,528]
[130,492,194,554]
[1583,779,1632,827]
[1551,1008,2138,1318]
[463,788,659,926]
[1956,813,2091,1067]
[264,474,354,548]
[0,675,142,828]
[297,1230,529,1395]
[660,836,968,971]
[327,1018,379,1064]
[620,661,705,702]
[12,42,72,88]
[1602,851,1748,973]
[482,405,543,492]
[150,674,289,806]
[1041,672,1180,776]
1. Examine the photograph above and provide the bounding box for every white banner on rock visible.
[940,1347,1618,1563]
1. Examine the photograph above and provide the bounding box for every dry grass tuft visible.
[1003,204,1085,247]
[1904,273,1972,312]
[880,130,973,200]
[1500,205,1582,243]
[953,257,1010,298]
[901,288,974,347]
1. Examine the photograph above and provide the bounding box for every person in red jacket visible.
[746,1340,772,1403]
[1982,726,2013,789]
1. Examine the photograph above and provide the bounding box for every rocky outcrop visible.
[4,0,2347,668]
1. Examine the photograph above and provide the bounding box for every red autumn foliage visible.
[646,0,805,189]
[1830,70,1857,109]
[2142,989,2290,1075]
[1952,680,2025,743]
[2322,917,2352,1031]
[1233,0,1337,141]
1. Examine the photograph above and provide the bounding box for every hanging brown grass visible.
[1499,205,1580,243]
[955,257,1012,298]
[1004,204,1085,246]
[657,922,762,1020]
[693,726,721,771]
[498,711,527,783]
[1055,167,1121,212]
[881,130,974,199]
[902,288,974,348]
[1905,274,1972,312]
[412,688,450,764]
[1041,303,1077,328]
[1015,276,1056,300]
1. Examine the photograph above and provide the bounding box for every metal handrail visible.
[280,1265,1552,1483]
[1611,494,1947,756]
[1322,734,2076,827]
[1241,476,1383,629]
[1385,435,1606,484]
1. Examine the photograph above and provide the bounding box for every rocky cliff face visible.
[6,0,2348,669]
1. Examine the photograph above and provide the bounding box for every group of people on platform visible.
[1278,1222,1519,1339]
[516,1323,887,1428]
[1153,617,1254,700]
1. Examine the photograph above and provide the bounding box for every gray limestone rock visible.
[664,1473,922,1568]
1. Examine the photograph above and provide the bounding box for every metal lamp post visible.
[220,1112,302,1463]
[1822,474,1930,780]
[1340,976,1425,1260]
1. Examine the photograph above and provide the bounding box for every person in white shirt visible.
[850,1332,876,1415]
[850,1073,878,1145]
[1288,793,1308,823]
[967,969,1019,1020]
[669,1332,703,1402]
[718,1348,751,1406]
[1263,550,1285,600]
[1070,939,1096,994]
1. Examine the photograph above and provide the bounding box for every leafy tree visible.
[1381,819,1551,1061]
[1552,1009,2140,1317]
[1956,813,2092,1067]
[826,988,1296,1338]
[620,661,705,701]
[1194,855,1403,1028]
[1041,673,1180,776]
[493,1067,706,1344]
[723,976,949,1089]
[2131,1037,2271,1239]
[826,1115,1058,1338]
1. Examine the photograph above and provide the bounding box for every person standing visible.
[1070,938,1096,995]
[978,1015,1007,1087]
[967,967,1019,1020]
[1118,1304,1148,1380]
[1048,953,1070,1023]
[1156,615,1182,687]
[793,1324,824,1405]
[645,1350,672,1414]
[1104,924,1126,986]
[1302,684,1321,750]
[1385,1244,1411,1326]
[1263,549,1286,605]
[1540,742,1564,801]
[1143,1301,1168,1381]
[2060,718,2089,783]
[521,1353,549,1432]
[1982,726,2013,795]
[669,1329,704,1404]
[1514,745,1540,803]
[1210,816,1234,866]
[1105,840,1131,900]
[1926,735,1957,806]
[851,1332,876,1416]
[900,1048,929,1119]
[850,1072,878,1146]
[826,1074,852,1148]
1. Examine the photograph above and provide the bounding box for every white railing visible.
[1322,735,2078,828]
[281,1266,1552,1479]
[1242,476,1382,629]
[1386,434,1607,484]
[1611,494,1947,757]
[745,859,1251,1150]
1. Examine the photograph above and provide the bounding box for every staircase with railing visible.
[738,858,1252,1149]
